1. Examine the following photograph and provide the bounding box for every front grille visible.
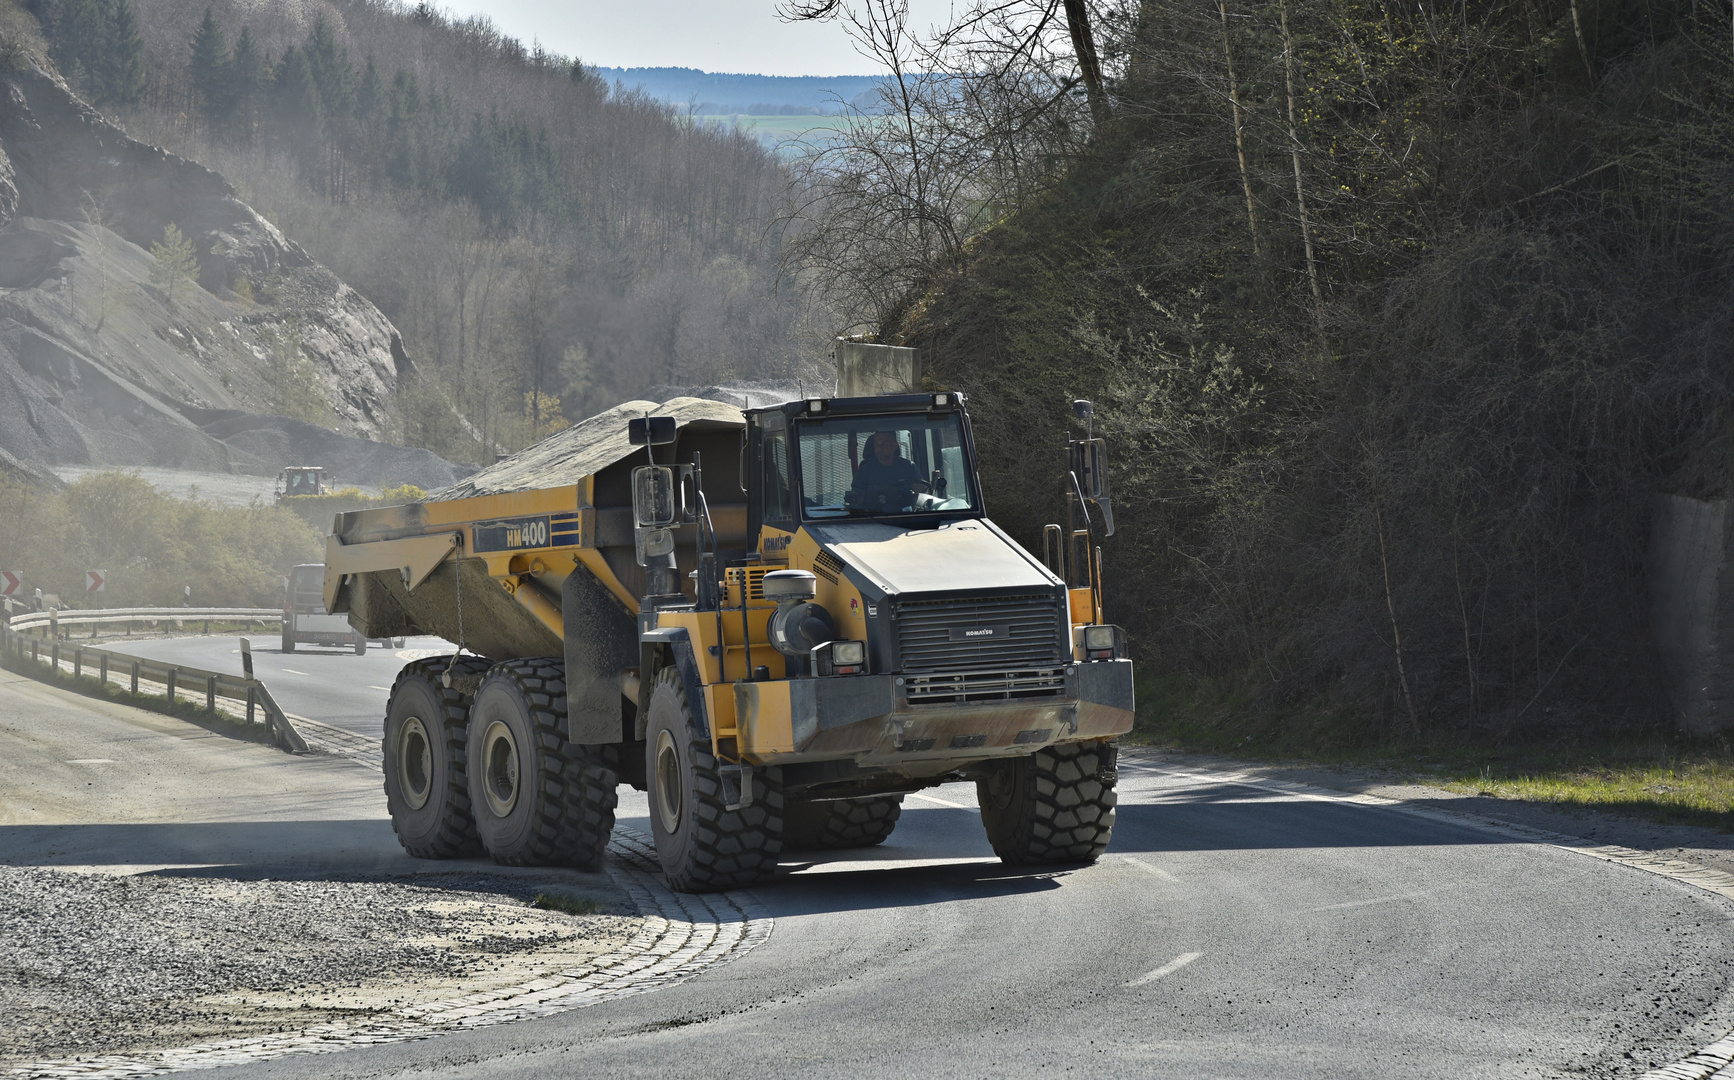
[895,592,1065,700]
[905,668,1066,704]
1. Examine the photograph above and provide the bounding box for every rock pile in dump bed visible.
[429,397,743,500]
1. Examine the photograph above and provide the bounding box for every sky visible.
[434,0,957,77]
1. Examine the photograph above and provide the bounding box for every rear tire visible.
[783,795,903,851]
[383,656,491,858]
[978,741,1117,865]
[467,658,617,868]
[645,667,782,891]
[354,637,368,655]
[281,631,295,653]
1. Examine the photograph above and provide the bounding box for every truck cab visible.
[631,392,1131,808]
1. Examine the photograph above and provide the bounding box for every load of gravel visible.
[0,866,640,1065]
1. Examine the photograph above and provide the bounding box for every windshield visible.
[796,413,977,519]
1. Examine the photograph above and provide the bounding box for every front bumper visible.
[733,659,1133,768]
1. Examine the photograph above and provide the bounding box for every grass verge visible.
[1131,671,1734,833]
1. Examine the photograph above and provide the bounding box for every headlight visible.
[813,639,868,675]
[1082,625,1116,651]
[832,640,867,666]
[1080,624,1124,660]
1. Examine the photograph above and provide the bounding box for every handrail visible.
[0,619,307,752]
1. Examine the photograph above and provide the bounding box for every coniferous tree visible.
[95,0,144,106]
[224,26,267,146]
[187,7,227,135]
[272,45,322,167]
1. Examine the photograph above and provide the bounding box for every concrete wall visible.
[1651,494,1734,736]
[835,341,921,397]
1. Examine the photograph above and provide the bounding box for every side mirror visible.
[1068,437,1114,537]
[629,415,678,446]
[633,465,678,528]
[1072,438,1110,501]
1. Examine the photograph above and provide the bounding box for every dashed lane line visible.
[1126,951,1202,987]
[1120,751,1734,1078]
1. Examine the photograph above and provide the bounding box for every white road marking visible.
[368,686,392,692]
[1309,890,1436,912]
[65,758,115,764]
[909,792,974,809]
[1127,951,1202,987]
[1122,857,1177,881]
[280,668,312,676]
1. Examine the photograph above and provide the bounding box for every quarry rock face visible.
[0,57,455,490]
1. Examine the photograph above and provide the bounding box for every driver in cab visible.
[850,430,929,510]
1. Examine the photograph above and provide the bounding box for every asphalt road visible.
[115,634,452,737]
[12,639,1734,1078]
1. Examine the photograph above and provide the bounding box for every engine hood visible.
[805,519,1060,597]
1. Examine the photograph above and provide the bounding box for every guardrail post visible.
[73,647,81,679]
[99,653,108,687]
[206,675,216,712]
[246,684,257,725]
[130,660,138,694]
[49,608,57,641]
[165,668,176,705]
[50,640,59,673]
[203,619,210,636]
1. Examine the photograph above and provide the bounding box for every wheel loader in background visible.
[324,346,1134,891]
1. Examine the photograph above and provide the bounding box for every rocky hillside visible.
[0,47,462,489]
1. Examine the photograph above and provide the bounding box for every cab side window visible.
[764,430,792,524]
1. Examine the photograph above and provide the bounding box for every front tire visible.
[383,656,491,858]
[645,667,782,891]
[467,658,617,868]
[783,795,903,851]
[978,741,1118,865]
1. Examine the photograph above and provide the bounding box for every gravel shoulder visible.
[0,670,645,1067]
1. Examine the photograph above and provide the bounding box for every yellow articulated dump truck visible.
[324,387,1133,892]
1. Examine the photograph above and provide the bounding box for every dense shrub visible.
[0,473,322,608]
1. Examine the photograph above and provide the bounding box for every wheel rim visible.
[482,719,519,818]
[398,715,433,810]
[654,728,683,835]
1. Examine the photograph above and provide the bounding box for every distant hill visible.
[593,67,883,114]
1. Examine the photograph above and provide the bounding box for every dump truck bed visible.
[324,397,746,659]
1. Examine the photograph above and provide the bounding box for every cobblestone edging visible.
[1119,753,1734,1079]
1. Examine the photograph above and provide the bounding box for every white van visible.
[283,563,373,654]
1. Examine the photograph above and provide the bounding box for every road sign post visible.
[85,571,106,594]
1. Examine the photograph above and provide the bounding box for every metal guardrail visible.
[0,614,308,753]
[2,605,282,638]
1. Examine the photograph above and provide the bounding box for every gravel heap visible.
[0,866,640,1065]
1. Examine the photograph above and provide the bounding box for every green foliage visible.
[147,222,198,305]
[900,0,1734,741]
[278,484,427,530]
[0,471,322,607]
